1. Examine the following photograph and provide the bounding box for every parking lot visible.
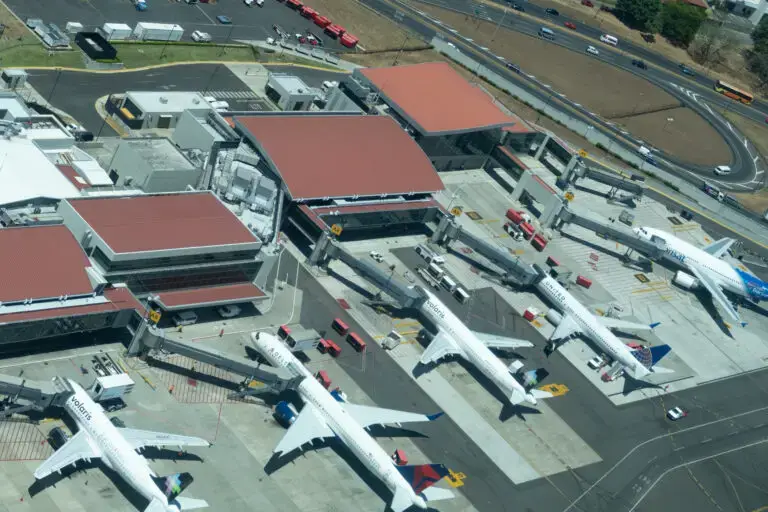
[6,0,347,51]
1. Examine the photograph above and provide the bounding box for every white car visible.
[191,30,212,43]
[587,355,606,370]
[714,165,732,176]
[586,45,599,56]
[173,311,198,327]
[217,305,242,318]
[666,407,687,421]
[369,250,384,263]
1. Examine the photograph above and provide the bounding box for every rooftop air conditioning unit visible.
[159,96,168,104]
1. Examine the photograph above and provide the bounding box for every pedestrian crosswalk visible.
[199,90,261,100]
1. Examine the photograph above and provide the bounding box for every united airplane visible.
[634,226,768,327]
[34,379,210,511]
[534,266,670,380]
[251,331,454,512]
[418,288,552,406]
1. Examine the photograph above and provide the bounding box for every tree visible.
[659,2,708,47]
[752,16,768,53]
[748,50,768,88]
[616,0,662,31]
[689,24,737,66]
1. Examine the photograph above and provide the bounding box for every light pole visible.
[663,117,674,133]
[631,92,644,116]
[392,10,408,66]
[446,183,469,211]
[490,6,509,42]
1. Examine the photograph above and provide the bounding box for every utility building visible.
[106,138,202,193]
[265,74,316,112]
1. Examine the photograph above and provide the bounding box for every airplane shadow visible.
[559,231,632,264]
[327,268,376,301]
[447,248,503,278]
[621,375,664,396]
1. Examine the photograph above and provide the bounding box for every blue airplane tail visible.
[395,463,450,494]
[631,344,671,370]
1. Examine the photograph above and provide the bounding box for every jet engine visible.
[672,271,699,290]
[545,309,563,326]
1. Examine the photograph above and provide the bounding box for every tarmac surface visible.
[6,0,345,50]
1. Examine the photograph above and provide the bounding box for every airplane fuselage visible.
[420,290,533,403]
[62,381,174,508]
[254,334,426,509]
[536,276,647,378]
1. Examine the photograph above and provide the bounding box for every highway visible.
[357,0,764,191]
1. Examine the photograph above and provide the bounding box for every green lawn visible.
[112,42,260,68]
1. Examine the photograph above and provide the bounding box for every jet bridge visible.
[127,324,300,395]
[0,375,74,418]
[430,213,539,286]
[554,207,665,260]
[309,232,426,309]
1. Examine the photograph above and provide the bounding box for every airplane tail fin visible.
[631,344,672,370]
[151,472,194,503]
[395,463,450,494]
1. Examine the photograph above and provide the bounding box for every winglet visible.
[649,322,661,329]
[427,412,444,421]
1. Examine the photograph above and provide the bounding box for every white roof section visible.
[0,94,32,120]
[0,135,79,206]
[126,91,212,114]
[270,74,312,94]
[69,146,113,186]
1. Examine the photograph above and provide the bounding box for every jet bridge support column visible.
[533,134,551,160]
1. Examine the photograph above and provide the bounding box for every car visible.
[666,407,687,421]
[512,3,525,11]
[545,7,560,15]
[641,33,656,43]
[587,355,606,370]
[185,0,198,4]
[369,250,384,263]
[581,0,594,6]
[586,45,599,56]
[506,62,521,73]
[216,15,232,24]
[679,63,695,76]
[191,30,212,43]
[564,21,576,30]
[173,311,198,327]
[47,427,69,451]
[714,165,732,176]
[632,59,647,70]
[109,417,126,428]
[218,305,242,318]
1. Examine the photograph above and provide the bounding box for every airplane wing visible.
[471,331,534,350]
[687,264,743,326]
[702,238,736,259]
[420,331,466,365]
[274,403,334,456]
[551,314,581,340]
[34,430,100,479]
[119,428,210,451]
[597,317,657,331]
[341,402,440,429]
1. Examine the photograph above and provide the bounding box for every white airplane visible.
[634,226,768,327]
[251,332,454,512]
[418,288,551,406]
[534,267,670,380]
[34,379,210,512]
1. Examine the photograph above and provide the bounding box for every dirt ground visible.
[724,112,768,213]
[617,107,731,166]
[310,0,424,51]
[349,49,636,169]
[462,0,755,92]
[413,2,731,164]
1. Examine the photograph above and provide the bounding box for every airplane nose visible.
[414,496,428,509]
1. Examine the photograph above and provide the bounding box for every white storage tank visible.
[101,23,132,41]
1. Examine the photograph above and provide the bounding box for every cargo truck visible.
[87,374,134,412]
[132,22,183,42]
[273,401,298,427]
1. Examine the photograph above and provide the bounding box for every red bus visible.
[332,318,349,335]
[347,332,367,352]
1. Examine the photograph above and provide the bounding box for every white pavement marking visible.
[628,437,768,512]
[563,405,768,512]
[388,343,542,484]
[196,4,217,25]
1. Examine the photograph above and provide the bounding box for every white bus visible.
[600,34,618,46]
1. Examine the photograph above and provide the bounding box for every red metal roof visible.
[67,193,259,254]
[236,115,444,200]
[0,225,94,303]
[359,62,515,135]
[155,282,266,310]
[0,286,144,325]
[56,165,91,190]
[498,146,529,171]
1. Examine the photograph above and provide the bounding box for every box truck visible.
[133,22,183,42]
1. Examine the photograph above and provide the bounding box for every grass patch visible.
[112,42,259,68]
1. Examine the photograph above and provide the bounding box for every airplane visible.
[634,226,768,327]
[251,331,454,512]
[34,379,211,512]
[417,287,551,406]
[532,265,670,381]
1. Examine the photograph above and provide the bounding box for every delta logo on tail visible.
[396,463,450,494]
[630,344,671,370]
